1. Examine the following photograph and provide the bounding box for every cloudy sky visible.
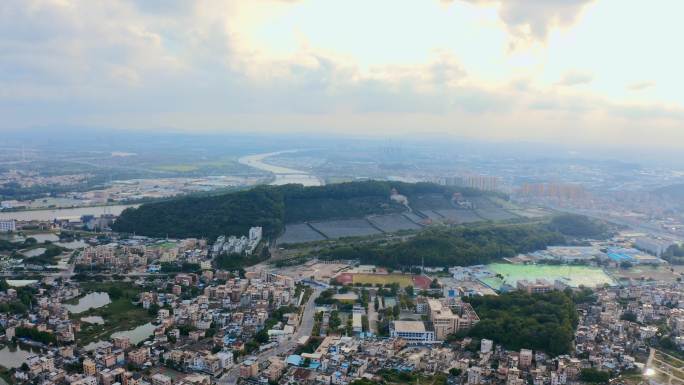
[1,0,683,147]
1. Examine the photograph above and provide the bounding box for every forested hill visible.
[320,223,566,268]
[111,180,486,239]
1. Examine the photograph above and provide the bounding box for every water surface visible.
[0,204,137,221]
[238,151,323,186]
[81,316,105,325]
[0,344,42,368]
[64,292,111,314]
[84,322,156,350]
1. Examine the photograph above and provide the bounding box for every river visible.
[0,204,137,222]
[238,151,323,186]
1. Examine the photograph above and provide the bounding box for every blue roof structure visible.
[607,251,634,262]
[286,355,303,366]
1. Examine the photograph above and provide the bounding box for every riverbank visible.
[238,151,323,186]
[0,204,138,222]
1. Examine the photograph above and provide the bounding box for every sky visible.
[1,0,683,148]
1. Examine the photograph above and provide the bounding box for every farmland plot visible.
[418,210,445,222]
[368,214,422,232]
[309,219,383,239]
[475,208,519,221]
[470,197,500,210]
[435,209,483,224]
[278,223,327,244]
[410,193,454,210]
[403,212,427,225]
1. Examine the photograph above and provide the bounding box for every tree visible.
[549,214,608,238]
[464,291,578,356]
[620,312,637,323]
[405,285,414,297]
[319,223,565,269]
[580,369,610,384]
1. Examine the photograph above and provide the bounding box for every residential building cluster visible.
[211,227,262,256]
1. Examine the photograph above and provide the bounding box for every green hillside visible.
[111,180,484,239]
[318,222,566,268]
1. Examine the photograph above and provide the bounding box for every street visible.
[216,286,322,385]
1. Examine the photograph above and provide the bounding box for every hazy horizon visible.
[2,0,683,148]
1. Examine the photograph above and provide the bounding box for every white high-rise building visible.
[249,227,263,242]
[0,220,16,232]
[481,338,493,354]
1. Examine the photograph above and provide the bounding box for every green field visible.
[352,273,413,286]
[155,164,200,172]
[481,263,615,290]
[74,282,154,346]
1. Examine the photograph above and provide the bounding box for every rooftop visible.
[393,321,427,333]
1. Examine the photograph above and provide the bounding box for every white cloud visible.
[557,71,594,86]
[0,0,684,148]
[447,0,595,42]
[628,81,655,91]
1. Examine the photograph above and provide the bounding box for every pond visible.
[54,239,87,249]
[19,233,60,243]
[84,322,156,351]
[80,316,105,325]
[20,248,46,258]
[64,292,111,314]
[5,280,38,287]
[0,343,43,368]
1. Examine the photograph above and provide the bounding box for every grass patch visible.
[0,367,13,385]
[155,164,200,172]
[73,282,153,346]
[655,350,684,368]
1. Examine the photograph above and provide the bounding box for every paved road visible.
[217,286,322,385]
[368,295,379,334]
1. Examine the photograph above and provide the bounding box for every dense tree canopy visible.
[319,223,565,268]
[113,185,285,239]
[548,214,608,239]
[663,244,684,265]
[112,180,485,239]
[463,291,579,356]
[579,368,611,384]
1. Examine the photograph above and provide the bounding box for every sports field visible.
[335,273,431,289]
[481,263,615,290]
